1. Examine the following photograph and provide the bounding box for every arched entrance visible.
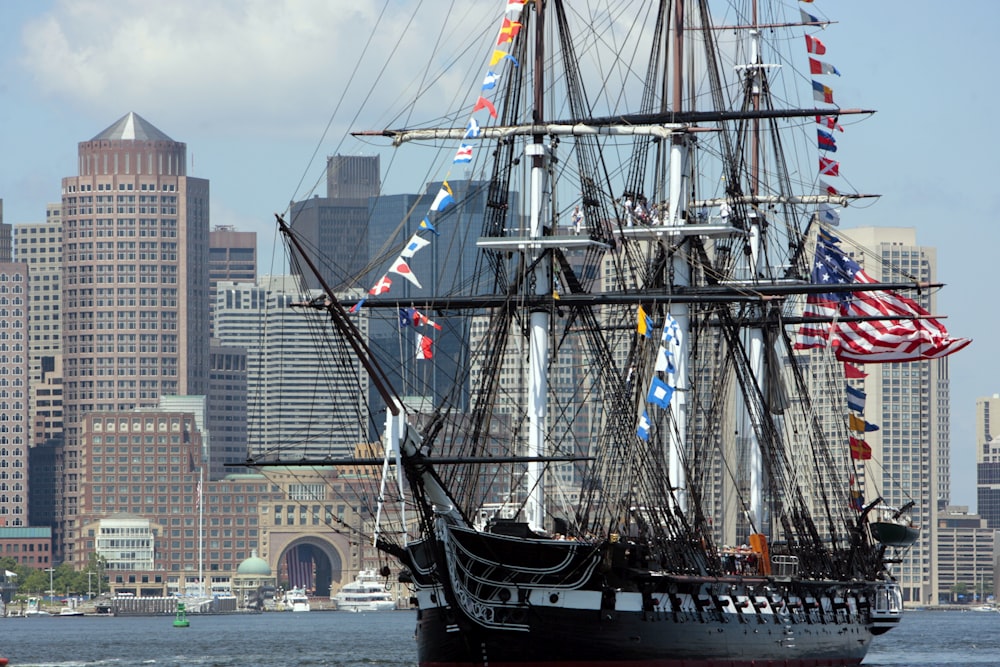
[276,537,343,596]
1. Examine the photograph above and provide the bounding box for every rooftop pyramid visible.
[91,112,174,142]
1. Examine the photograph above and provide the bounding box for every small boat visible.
[24,597,51,617]
[331,571,396,612]
[57,607,85,617]
[870,501,920,547]
[870,519,920,547]
[282,588,311,612]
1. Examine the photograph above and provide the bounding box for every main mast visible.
[666,0,690,513]
[525,0,550,534]
[743,0,769,540]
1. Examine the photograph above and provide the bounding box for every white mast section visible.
[525,141,552,534]
[376,401,463,533]
[374,399,409,546]
[745,220,766,531]
[744,24,768,535]
[667,138,690,514]
[665,0,690,514]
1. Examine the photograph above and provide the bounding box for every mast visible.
[525,0,550,534]
[666,0,690,513]
[744,0,768,537]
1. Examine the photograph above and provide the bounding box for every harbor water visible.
[0,609,996,666]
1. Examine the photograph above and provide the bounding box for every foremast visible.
[524,0,550,534]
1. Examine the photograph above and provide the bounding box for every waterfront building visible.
[0,525,52,567]
[0,261,30,527]
[976,394,1000,529]
[58,112,211,562]
[935,506,995,603]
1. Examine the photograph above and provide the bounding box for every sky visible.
[0,0,996,509]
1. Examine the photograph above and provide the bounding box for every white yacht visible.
[331,571,396,612]
[282,588,310,612]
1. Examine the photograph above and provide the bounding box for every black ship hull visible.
[414,598,873,666]
[402,530,896,667]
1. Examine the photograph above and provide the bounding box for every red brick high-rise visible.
[58,112,210,563]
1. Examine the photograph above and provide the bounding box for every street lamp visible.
[87,571,93,599]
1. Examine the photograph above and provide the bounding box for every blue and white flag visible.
[846,384,866,413]
[647,376,674,409]
[464,118,482,139]
[430,182,455,212]
[654,346,674,375]
[401,233,431,258]
[817,203,840,226]
[636,410,651,441]
[662,313,681,344]
[482,71,500,90]
[655,313,681,384]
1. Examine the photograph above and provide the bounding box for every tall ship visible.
[258,1,969,665]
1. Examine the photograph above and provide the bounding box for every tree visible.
[20,569,48,596]
[951,581,969,603]
[84,553,108,596]
[0,556,30,581]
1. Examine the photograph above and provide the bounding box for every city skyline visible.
[0,0,991,512]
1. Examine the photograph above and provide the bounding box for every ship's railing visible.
[771,554,799,578]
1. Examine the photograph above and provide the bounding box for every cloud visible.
[18,0,454,141]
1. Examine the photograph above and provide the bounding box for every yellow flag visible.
[637,306,650,337]
[848,413,866,433]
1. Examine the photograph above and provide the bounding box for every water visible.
[0,611,419,666]
[0,609,994,666]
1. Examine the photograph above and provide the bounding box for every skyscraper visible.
[976,395,1000,529]
[0,262,29,527]
[14,204,63,449]
[288,155,380,292]
[208,225,257,287]
[837,226,950,606]
[208,224,256,338]
[58,112,210,561]
[214,276,368,460]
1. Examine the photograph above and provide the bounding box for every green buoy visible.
[173,601,190,628]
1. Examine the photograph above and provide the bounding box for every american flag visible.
[795,232,970,362]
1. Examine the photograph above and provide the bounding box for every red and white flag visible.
[413,309,443,330]
[819,157,840,176]
[805,34,827,55]
[369,275,392,296]
[390,257,423,289]
[416,333,434,360]
[816,115,845,132]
